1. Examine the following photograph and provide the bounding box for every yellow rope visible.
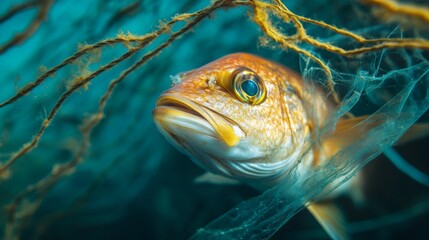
[2,0,429,239]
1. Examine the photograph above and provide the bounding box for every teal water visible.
[0,0,428,239]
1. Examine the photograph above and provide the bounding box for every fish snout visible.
[153,93,245,147]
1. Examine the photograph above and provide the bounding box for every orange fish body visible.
[153,53,337,188]
[153,52,352,238]
[153,53,429,239]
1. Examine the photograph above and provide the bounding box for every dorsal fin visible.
[321,115,379,158]
[307,202,349,240]
[324,115,429,157]
[397,123,429,145]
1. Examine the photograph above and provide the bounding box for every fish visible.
[152,53,429,239]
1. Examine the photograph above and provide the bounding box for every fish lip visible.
[155,93,205,121]
[153,93,244,147]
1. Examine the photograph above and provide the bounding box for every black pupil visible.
[241,79,258,96]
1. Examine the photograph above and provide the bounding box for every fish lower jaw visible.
[154,93,245,146]
[153,106,215,136]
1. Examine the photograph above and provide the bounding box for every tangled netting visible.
[0,0,428,239]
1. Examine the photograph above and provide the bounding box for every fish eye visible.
[241,80,258,96]
[232,68,266,105]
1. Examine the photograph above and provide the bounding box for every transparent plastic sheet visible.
[191,42,429,240]
[0,0,428,239]
[189,2,429,239]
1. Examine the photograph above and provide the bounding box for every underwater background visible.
[1,0,429,239]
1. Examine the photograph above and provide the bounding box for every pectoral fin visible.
[307,202,349,240]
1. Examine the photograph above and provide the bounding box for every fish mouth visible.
[153,93,244,147]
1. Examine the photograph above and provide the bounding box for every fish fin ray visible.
[322,115,380,158]
[397,122,429,145]
[194,172,240,185]
[307,202,349,240]
[325,116,429,155]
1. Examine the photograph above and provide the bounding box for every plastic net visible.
[0,0,428,239]
[192,1,429,239]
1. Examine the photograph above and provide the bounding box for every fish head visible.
[153,53,311,183]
